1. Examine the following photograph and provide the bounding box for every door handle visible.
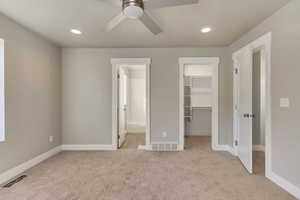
[243,114,250,118]
[243,114,255,118]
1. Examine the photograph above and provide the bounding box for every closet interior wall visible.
[184,65,213,136]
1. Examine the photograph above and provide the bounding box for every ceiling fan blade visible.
[105,12,127,32]
[144,0,199,9]
[139,12,162,35]
[98,0,122,7]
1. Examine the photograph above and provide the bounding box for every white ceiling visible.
[0,0,290,47]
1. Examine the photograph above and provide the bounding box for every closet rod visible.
[192,107,212,110]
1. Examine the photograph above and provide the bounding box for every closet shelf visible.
[191,88,212,93]
[192,107,212,110]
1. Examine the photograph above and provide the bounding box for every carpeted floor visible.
[0,137,295,200]
[121,133,145,149]
[253,151,265,175]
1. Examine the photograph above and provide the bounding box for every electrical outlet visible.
[49,136,53,143]
[280,98,290,108]
[162,132,167,138]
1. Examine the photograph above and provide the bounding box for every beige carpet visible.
[121,133,145,149]
[253,151,265,175]
[0,137,295,200]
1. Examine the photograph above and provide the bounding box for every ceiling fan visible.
[100,0,199,35]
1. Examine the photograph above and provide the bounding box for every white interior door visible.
[236,47,253,173]
[118,69,128,147]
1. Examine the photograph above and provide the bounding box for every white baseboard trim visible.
[137,145,152,150]
[213,145,236,156]
[227,146,236,156]
[213,145,228,151]
[186,132,212,136]
[215,145,300,199]
[61,144,117,151]
[1,144,297,199]
[214,144,267,156]
[253,145,265,152]
[218,145,299,199]
[0,146,62,185]
[267,171,300,199]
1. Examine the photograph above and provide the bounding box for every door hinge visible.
[235,140,238,146]
[235,104,238,110]
[234,68,238,74]
[117,74,120,79]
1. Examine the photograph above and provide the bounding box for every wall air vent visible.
[3,175,27,188]
[151,143,179,151]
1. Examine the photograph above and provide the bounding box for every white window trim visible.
[0,39,5,142]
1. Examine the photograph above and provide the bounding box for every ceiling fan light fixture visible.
[123,0,144,19]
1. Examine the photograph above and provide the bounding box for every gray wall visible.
[0,13,61,174]
[252,52,263,145]
[230,0,300,189]
[1,0,299,192]
[0,0,298,192]
[62,48,232,145]
[189,109,212,136]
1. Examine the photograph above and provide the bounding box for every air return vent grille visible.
[151,143,178,151]
[3,175,27,188]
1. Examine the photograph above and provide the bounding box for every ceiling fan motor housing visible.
[122,0,144,19]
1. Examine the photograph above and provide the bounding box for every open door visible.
[118,69,128,148]
[235,47,253,173]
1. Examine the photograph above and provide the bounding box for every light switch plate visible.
[49,136,53,143]
[280,98,290,108]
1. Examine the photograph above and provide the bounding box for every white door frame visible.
[0,39,5,142]
[179,57,219,151]
[118,67,129,147]
[111,58,151,149]
[233,32,272,177]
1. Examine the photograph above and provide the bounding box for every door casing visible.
[111,58,151,149]
[179,57,219,151]
[233,32,272,177]
[117,67,129,148]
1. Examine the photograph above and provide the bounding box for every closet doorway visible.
[179,57,219,151]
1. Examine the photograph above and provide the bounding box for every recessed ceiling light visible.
[70,29,82,35]
[201,27,212,33]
